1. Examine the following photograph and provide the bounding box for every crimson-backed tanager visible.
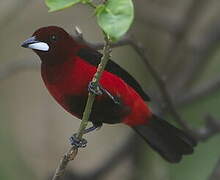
[21,26,196,163]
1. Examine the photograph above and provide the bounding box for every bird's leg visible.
[69,134,87,148]
[83,125,99,134]
[69,123,102,148]
[83,122,102,134]
[88,81,120,104]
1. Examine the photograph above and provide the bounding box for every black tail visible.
[132,115,197,163]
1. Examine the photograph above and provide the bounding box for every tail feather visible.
[132,115,197,163]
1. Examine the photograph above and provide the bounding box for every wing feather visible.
[77,48,150,101]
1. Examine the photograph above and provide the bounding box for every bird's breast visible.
[41,58,95,95]
[40,58,98,114]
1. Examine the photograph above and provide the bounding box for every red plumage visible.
[22,26,196,163]
[41,56,151,126]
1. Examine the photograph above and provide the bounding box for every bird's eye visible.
[50,35,57,42]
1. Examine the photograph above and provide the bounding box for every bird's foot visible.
[69,134,87,148]
[88,81,103,95]
[88,81,120,104]
[69,125,101,148]
[83,125,98,134]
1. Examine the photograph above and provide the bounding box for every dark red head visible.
[22,26,80,64]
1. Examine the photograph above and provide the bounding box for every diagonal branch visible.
[127,39,193,132]
[51,36,112,180]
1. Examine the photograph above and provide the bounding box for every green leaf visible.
[97,0,134,41]
[45,0,80,12]
[95,5,105,16]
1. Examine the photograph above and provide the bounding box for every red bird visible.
[22,26,196,163]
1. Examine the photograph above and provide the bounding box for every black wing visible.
[77,48,150,101]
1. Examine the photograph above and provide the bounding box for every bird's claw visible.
[88,81,120,105]
[69,134,87,148]
[88,81,103,95]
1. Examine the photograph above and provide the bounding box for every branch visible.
[48,134,137,180]
[76,36,111,139]
[127,39,192,132]
[51,36,112,180]
[52,148,78,180]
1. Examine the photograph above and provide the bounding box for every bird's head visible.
[22,26,80,64]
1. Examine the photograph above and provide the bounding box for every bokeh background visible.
[1,0,220,180]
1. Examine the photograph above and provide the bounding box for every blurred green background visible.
[0,0,220,180]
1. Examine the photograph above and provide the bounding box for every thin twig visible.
[76,36,111,139]
[52,148,78,180]
[49,134,136,180]
[51,36,112,180]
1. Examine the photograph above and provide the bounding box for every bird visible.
[21,26,196,163]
